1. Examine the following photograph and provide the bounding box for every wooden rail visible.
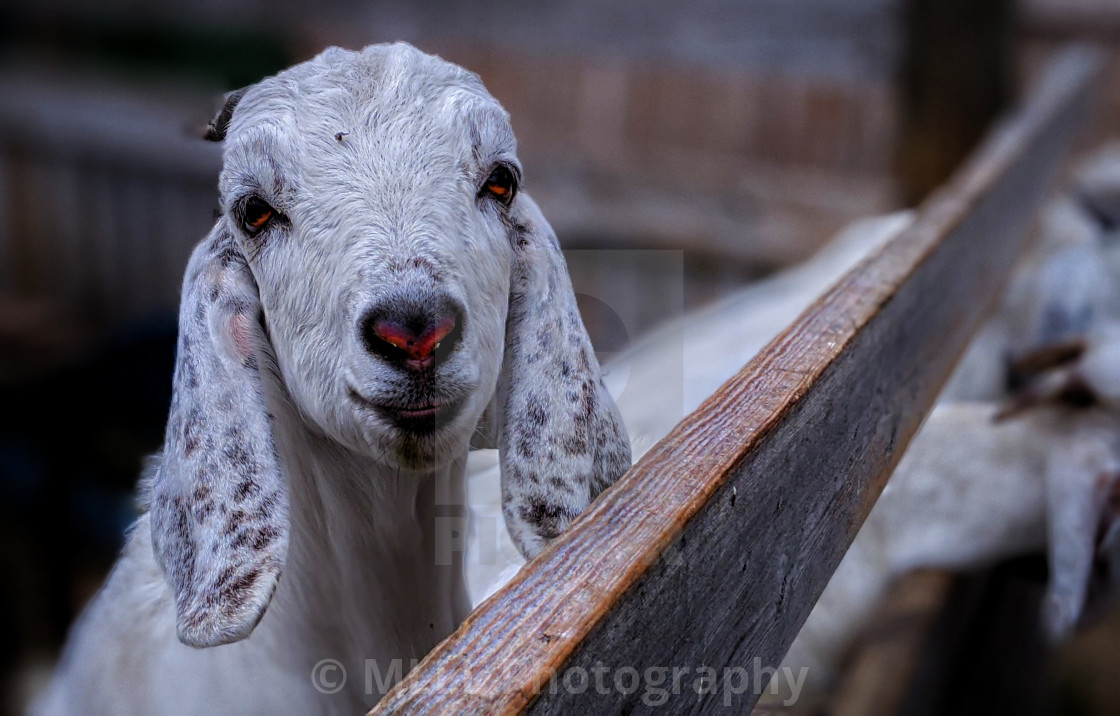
[370,46,1102,714]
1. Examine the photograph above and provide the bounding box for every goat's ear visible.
[148,227,288,648]
[495,194,631,558]
[1042,435,1120,639]
[204,87,248,142]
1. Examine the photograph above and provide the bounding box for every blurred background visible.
[1,1,1119,713]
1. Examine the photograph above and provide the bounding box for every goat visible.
[34,43,630,715]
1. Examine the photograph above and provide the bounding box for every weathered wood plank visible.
[370,46,1101,715]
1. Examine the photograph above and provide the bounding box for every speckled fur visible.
[147,232,289,648]
[36,43,628,714]
[498,196,630,556]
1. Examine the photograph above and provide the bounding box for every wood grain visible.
[369,46,1102,715]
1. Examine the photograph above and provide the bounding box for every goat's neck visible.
[266,419,471,672]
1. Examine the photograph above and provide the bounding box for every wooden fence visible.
[369,46,1103,714]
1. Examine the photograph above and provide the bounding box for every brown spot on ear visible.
[183,409,203,456]
[519,496,575,541]
[517,436,535,459]
[222,568,260,605]
[171,499,197,588]
[252,526,280,551]
[564,434,588,455]
[233,479,260,502]
[526,394,550,427]
[225,510,249,536]
[579,378,598,421]
[211,567,236,597]
[547,475,570,491]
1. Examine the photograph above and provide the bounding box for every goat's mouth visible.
[347,387,465,435]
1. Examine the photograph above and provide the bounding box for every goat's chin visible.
[389,429,464,471]
[346,410,470,472]
[343,377,477,470]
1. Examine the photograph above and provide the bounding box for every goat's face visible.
[216,45,516,468]
[149,43,630,648]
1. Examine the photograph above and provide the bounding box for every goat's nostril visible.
[362,305,464,369]
[373,316,456,358]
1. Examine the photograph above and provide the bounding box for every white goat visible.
[35,43,629,715]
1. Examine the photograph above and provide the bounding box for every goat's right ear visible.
[203,87,247,142]
[495,194,631,559]
[148,227,289,648]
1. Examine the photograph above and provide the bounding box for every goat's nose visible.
[361,296,465,371]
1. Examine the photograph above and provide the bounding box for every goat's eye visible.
[241,197,276,236]
[481,165,517,205]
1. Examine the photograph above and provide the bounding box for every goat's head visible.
[147,43,630,648]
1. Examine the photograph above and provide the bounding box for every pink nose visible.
[360,292,465,371]
[369,316,458,363]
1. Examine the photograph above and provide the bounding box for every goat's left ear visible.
[496,194,631,558]
[148,228,289,647]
